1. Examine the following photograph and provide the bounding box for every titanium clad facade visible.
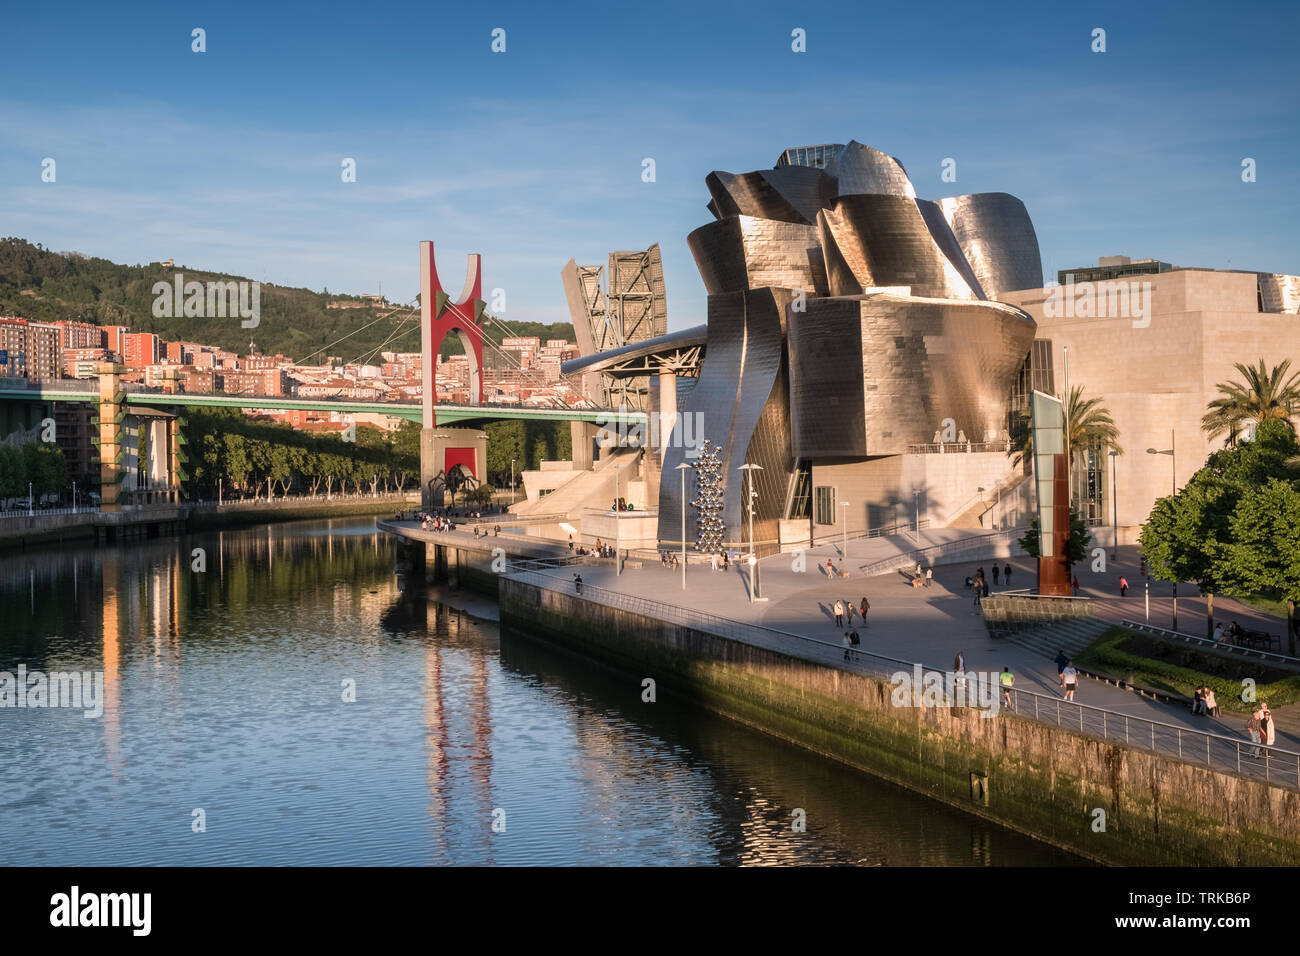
[786,295,1037,459]
[656,288,794,551]
[824,140,916,198]
[688,216,826,296]
[938,193,1044,297]
[706,168,836,225]
[817,196,981,300]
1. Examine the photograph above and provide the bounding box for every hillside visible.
[0,238,574,362]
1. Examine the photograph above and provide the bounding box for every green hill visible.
[0,238,574,362]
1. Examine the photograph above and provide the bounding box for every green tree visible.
[1201,359,1300,447]
[0,445,25,500]
[1140,418,1300,640]
[22,441,67,497]
[1018,508,1093,568]
[1215,478,1300,654]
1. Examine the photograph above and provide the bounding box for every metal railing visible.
[0,505,100,519]
[504,566,1300,791]
[189,491,417,510]
[1121,619,1300,668]
[906,440,1012,454]
[857,527,1023,578]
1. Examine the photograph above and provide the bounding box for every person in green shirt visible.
[999,667,1015,707]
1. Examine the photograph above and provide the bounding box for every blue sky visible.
[1,0,1297,329]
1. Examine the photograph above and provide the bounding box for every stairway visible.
[1000,616,1114,663]
[511,446,642,520]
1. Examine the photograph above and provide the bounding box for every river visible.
[0,518,1078,865]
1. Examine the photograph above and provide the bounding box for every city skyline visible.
[1,0,1296,331]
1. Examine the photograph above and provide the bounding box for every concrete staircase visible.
[1000,616,1114,662]
[511,447,642,520]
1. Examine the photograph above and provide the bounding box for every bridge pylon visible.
[419,241,487,510]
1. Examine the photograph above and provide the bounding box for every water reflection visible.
[0,519,1079,866]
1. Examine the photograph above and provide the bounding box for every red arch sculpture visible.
[420,240,485,429]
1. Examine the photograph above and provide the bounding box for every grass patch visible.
[1075,627,1300,714]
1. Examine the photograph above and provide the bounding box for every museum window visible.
[788,461,811,519]
[814,486,836,525]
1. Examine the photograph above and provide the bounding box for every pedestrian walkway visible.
[535,545,1300,763]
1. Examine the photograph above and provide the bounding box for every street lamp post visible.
[1109,449,1119,560]
[1146,429,1178,630]
[676,461,692,590]
[1063,345,1071,507]
[28,482,33,516]
[739,463,763,601]
[72,480,77,515]
[511,458,516,505]
[913,489,921,534]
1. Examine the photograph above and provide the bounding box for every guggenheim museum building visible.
[568,140,1046,555]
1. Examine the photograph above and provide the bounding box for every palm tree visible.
[1201,359,1300,446]
[1009,385,1123,469]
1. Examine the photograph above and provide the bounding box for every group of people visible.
[413,511,456,533]
[1191,685,1220,717]
[658,551,682,570]
[710,550,737,572]
[966,564,1011,609]
[1052,650,1080,701]
[909,562,933,589]
[1211,620,1245,643]
[568,537,614,558]
[1245,702,1276,757]
[831,597,870,628]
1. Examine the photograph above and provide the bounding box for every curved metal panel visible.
[817,196,981,299]
[938,193,1043,297]
[657,288,794,551]
[916,199,986,300]
[687,216,824,296]
[787,295,1037,459]
[824,140,916,198]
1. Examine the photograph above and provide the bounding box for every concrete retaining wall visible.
[500,577,1300,865]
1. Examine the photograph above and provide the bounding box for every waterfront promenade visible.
[510,540,1300,767]
[383,517,1300,787]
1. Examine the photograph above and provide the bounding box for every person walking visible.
[845,600,855,625]
[1071,574,1080,596]
[1262,702,1276,750]
[825,558,835,578]
[859,596,870,625]
[1119,575,1129,597]
[992,565,1000,586]
[1004,563,1012,586]
[1062,661,1078,701]
[1054,649,1069,676]
[573,573,583,595]
[972,575,983,611]
[833,599,844,628]
[843,631,852,661]
[1246,707,1264,757]
[953,651,967,693]
[849,628,860,651]
[710,553,718,572]
[999,666,1015,707]
[924,567,933,588]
